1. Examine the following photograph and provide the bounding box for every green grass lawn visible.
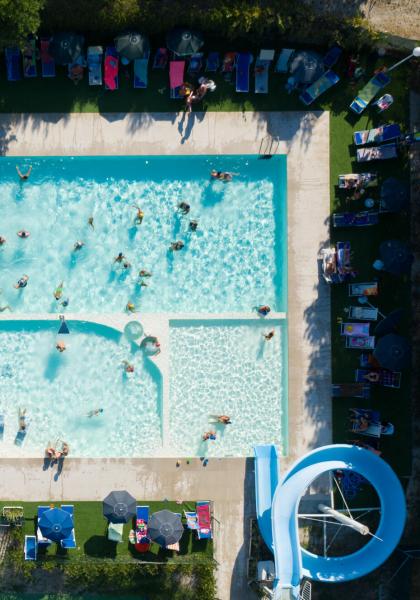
[0,48,412,475]
[7,500,212,563]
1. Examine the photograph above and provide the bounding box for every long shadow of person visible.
[54,457,65,481]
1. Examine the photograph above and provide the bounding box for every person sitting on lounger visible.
[69,63,84,85]
[16,165,32,180]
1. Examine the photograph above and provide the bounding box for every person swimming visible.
[132,206,144,225]
[114,252,125,263]
[73,241,85,251]
[210,169,234,181]
[189,220,198,232]
[202,430,217,441]
[170,241,184,251]
[61,298,70,308]
[178,202,190,215]
[88,216,94,229]
[54,282,64,300]
[56,340,66,353]
[0,236,6,245]
[16,165,32,180]
[122,261,131,270]
[17,230,30,238]
[263,330,275,341]
[126,302,138,313]
[256,305,271,317]
[14,275,29,289]
[87,408,104,418]
[139,270,152,278]
[122,360,135,373]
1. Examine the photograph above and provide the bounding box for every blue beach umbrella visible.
[166,28,204,57]
[39,508,73,542]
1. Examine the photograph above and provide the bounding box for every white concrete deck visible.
[0,111,331,599]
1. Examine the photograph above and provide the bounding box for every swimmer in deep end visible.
[87,408,104,418]
[114,252,125,263]
[189,220,198,232]
[139,270,152,278]
[16,165,32,180]
[178,202,190,215]
[73,240,85,251]
[88,216,94,229]
[122,261,131,270]
[170,241,184,251]
[210,169,235,182]
[54,282,64,300]
[14,275,29,289]
[132,206,144,225]
[17,230,30,238]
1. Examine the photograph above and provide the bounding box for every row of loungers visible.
[25,504,76,560]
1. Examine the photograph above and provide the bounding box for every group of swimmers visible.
[202,415,232,441]
[45,440,70,461]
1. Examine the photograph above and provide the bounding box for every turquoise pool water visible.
[0,320,162,457]
[169,319,287,457]
[0,155,287,314]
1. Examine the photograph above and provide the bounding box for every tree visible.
[0,0,45,49]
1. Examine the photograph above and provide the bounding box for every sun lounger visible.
[321,247,340,284]
[184,511,199,530]
[275,49,294,73]
[104,46,118,91]
[341,322,370,337]
[196,501,212,540]
[348,306,378,321]
[188,52,203,74]
[40,38,55,77]
[349,408,381,437]
[336,241,353,275]
[60,505,76,549]
[374,93,393,112]
[23,37,37,78]
[299,70,340,105]
[332,383,370,399]
[350,71,390,114]
[236,52,253,93]
[37,506,52,546]
[24,535,37,561]
[323,46,342,68]
[338,173,378,189]
[222,52,236,81]
[108,521,123,542]
[87,46,103,86]
[0,414,4,440]
[254,50,274,94]
[356,143,398,162]
[169,60,185,99]
[355,368,401,388]
[353,124,402,146]
[348,282,378,297]
[134,51,149,89]
[5,47,21,81]
[205,51,220,72]
[345,336,375,349]
[332,211,378,228]
[153,47,168,69]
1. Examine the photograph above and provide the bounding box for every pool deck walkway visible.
[0,111,331,600]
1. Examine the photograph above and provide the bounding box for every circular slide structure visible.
[254,444,406,599]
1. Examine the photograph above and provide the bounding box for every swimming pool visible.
[0,155,287,314]
[0,320,162,457]
[169,319,287,457]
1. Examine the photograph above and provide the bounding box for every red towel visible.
[105,56,118,90]
[197,503,211,529]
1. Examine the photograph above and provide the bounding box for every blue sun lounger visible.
[153,47,168,69]
[205,52,219,72]
[188,52,203,74]
[24,535,37,561]
[14,423,29,446]
[323,46,342,68]
[300,70,340,105]
[37,506,52,546]
[275,48,294,73]
[5,47,21,81]
[236,52,253,93]
[332,211,379,228]
[87,46,103,86]
[23,37,37,78]
[350,72,390,114]
[61,505,76,549]
[134,51,150,89]
[356,143,398,162]
[353,124,401,146]
[40,38,55,77]
[254,50,274,94]
[0,414,4,440]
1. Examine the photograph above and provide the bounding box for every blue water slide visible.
[255,444,406,600]
[254,445,281,551]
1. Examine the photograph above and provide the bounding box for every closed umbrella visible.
[380,178,409,212]
[373,333,411,370]
[50,32,84,65]
[374,308,404,337]
[289,50,324,85]
[166,28,204,57]
[148,509,183,546]
[39,508,73,542]
[103,490,136,524]
[115,33,150,60]
[379,240,413,275]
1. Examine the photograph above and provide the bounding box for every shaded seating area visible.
[254,49,275,94]
[332,211,378,228]
[356,368,401,389]
[87,46,103,86]
[338,173,377,189]
[134,51,150,89]
[299,69,339,105]
[40,38,55,77]
[5,47,21,81]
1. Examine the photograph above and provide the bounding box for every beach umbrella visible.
[50,32,84,65]
[166,28,204,57]
[148,509,184,546]
[380,178,409,212]
[103,490,136,524]
[379,240,413,275]
[373,333,411,370]
[289,50,324,85]
[39,508,73,542]
[374,308,404,337]
[115,32,150,60]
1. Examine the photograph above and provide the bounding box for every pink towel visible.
[104,56,118,90]
[169,61,185,89]
[196,503,211,530]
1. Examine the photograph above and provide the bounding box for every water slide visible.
[254,444,406,600]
